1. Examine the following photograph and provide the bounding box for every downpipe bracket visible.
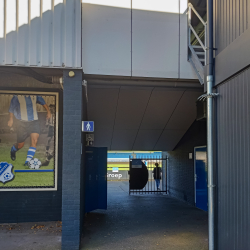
[207,185,216,188]
[197,93,219,102]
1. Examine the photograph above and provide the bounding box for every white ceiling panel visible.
[133,129,162,151]
[87,87,119,129]
[111,129,138,150]
[165,91,202,130]
[140,88,184,129]
[114,87,152,129]
[154,129,186,151]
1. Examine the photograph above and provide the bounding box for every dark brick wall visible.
[80,86,88,236]
[61,70,83,250]
[164,120,206,205]
[0,80,63,223]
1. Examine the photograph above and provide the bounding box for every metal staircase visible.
[187,3,207,85]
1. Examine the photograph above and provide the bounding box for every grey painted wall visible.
[216,66,250,250]
[163,120,206,205]
[82,3,197,79]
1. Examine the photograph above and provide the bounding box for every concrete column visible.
[62,70,83,250]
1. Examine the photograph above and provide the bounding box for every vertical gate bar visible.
[157,156,158,193]
[163,158,164,192]
[128,155,131,195]
[136,155,138,195]
[165,158,166,193]
[137,155,139,195]
[163,157,164,192]
[150,156,152,194]
[154,156,155,193]
[147,157,148,194]
[148,157,149,193]
[160,157,162,192]
[153,156,154,193]
[157,156,159,193]
[158,156,159,193]
[152,156,153,193]
[148,157,150,193]
[160,156,162,193]
[165,158,167,193]
[159,156,160,193]
[139,156,141,195]
[153,155,155,194]
[154,156,158,194]
[147,158,148,193]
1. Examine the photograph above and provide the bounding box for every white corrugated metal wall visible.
[0,0,81,68]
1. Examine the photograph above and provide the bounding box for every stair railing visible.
[187,3,207,85]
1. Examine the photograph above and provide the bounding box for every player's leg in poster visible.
[42,126,54,167]
[10,142,25,161]
[24,120,41,166]
[10,121,28,161]
[24,133,39,166]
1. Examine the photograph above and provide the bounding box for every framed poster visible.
[0,91,58,191]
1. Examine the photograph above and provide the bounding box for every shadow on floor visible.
[81,181,208,250]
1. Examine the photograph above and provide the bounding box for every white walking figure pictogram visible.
[86,122,91,131]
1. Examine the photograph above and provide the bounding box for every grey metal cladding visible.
[216,67,250,250]
[214,0,250,55]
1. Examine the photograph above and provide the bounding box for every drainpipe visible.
[207,0,215,249]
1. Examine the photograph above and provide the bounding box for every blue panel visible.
[195,147,208,211]
[85,148,98,213]
[85,147,107,213]
[97,147,107,210]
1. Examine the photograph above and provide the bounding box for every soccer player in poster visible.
[41,104,55,166]
[7,95,51,166]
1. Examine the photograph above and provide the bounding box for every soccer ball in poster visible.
[28,158,42,170]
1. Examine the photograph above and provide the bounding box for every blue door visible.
[97,147,107,210]
[85,147,107,213]
[194,146,208,211]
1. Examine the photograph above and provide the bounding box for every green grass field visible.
[0,143,55,188]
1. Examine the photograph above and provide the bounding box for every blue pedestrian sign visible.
[82,121,94,132]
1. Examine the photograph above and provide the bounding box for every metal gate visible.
[129,156,167,194]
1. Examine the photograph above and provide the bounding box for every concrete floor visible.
[0,181,208,250]
[0,221,61,250]
[81,181,208,250]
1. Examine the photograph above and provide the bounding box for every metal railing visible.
[187,3,207,85]
[129,155,167,195]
